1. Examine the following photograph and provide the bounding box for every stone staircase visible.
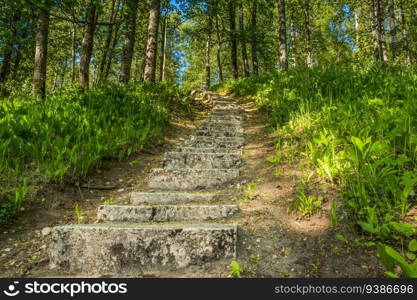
[50,95,244,276]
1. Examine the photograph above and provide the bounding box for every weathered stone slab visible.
[212,109,245,116]
[148,168,239,190]
[164,152,241,169]
[199,123,243,132]
[50,224,237,274]
[184,136,244,149]
[209,115,244,122]
[97,205,239,222]
[131,192,215,205]
[196,130,244,138]
[176,147,243,155]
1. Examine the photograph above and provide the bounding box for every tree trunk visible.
[239,2,250,76]
[71,23,77,83]
[159,1,169,82]
[143,0,161,82]
[215,12,223,81]
[388,0,398,59]
[400,1,412,64]
[98,0,118,84]
[372,0,388,63]
[278,0,288,70]
[251,0,259,74]
[104,11,123,81]
[32,8,50,99]
[205,9,212,89]
[0,51,12,85]
[79,0,98,89]
[290,19,297,67]
[228,1,238,79]
[303,1,313,67]
[120,0,139,84]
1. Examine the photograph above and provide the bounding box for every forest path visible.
[0,93,384,277]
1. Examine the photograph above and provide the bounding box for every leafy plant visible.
[74,204,84,224]
[228,260,242,278]
[243,183,257,202]
[377,240,417,278]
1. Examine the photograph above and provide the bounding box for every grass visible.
[221,64,417,244]
[0,82,188,227]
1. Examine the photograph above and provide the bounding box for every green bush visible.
[0,82,185,227]
[226,64,417,241]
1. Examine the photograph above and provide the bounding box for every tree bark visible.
[372,0,388,63]
[228,1,238,79]
[159,1,169,82]
[143,0,161,82]
[239,2,250,76]
[278,0,288,70]
[79,0,98,89]
[215,11,224,81]
[251,0,259,74]
[388,0,398,59]
[71,23,77,83]
[399,1,412,64]
[205,10,212,89]
[104,10,123,81]
[120,0,139,84]
[32,8,50,99]
[303,1,313,67]
[98,0,118,84]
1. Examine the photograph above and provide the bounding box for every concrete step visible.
[184,136,244,149]
[209,115,244,121]
[212,109,244,116]
[196,130,244,138]
[131,192,215,205]
[163,152,241,169]
[176,147,243,155]
[199,123,243,132]
[148,168,239,190]
[50,224,237,274]
[97,205,240,223]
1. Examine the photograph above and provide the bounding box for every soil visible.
[0,93,385,278]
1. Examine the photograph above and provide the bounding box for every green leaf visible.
[384,271,399,278]
[409,240,417,252]
[358,221,376,234]
[377,244,395,272]
[406,252,416,260]
[335,234,348,244]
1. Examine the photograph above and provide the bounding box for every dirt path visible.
[0,93,384,278]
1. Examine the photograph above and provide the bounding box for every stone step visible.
[212,109,244,116]
[202,120,242,127]
[97,205,240,223]
[164,152,241,169]
[131,192,215,205]
[196,130,244,138]
[176,147,243,154]
[209,115,244,122]
[199,123,243,131]
[148,168,239,190]
[184,136,244,149]
[50,224,237,274]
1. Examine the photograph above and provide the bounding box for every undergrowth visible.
[0,82,188,227]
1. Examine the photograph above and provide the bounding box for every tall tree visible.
[79,0,98,89]
[215,10,224,81]
[278,0,288,70]
[371,0,388,63]
[239,1,250,76]
[32,7,50,99]
[251,0,259,74]
[302,0,313,67]
[228,1,238,79]
[120,0,139,83]
[205,4,213,88]
[143,0,161,82]
[159,0,169,82]
[388,0,398,60]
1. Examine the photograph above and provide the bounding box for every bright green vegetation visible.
[0,83,187,227]
[224,65,417,241]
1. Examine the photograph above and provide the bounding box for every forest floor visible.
[0,93,384,278]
